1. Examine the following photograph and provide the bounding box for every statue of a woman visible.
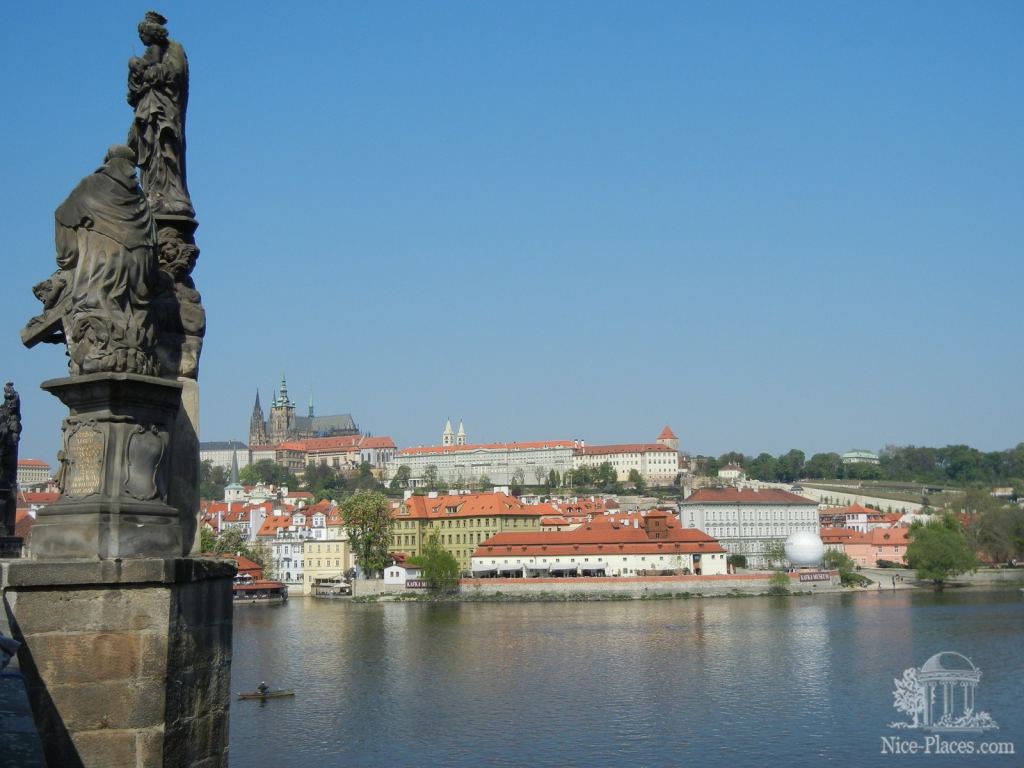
[127,11,194,218]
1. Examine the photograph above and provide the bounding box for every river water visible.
[229,589,1023,767]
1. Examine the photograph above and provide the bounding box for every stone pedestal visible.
[30,373,184,560]
[1,557,234,768]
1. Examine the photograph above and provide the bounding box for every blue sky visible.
[2,2,1021,465]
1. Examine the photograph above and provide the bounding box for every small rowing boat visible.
[238,689,295,701]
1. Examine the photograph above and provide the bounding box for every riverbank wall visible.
[350,571,843,599]
[459,572,841,597]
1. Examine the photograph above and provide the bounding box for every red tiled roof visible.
[577,443,675,456]
[848,528,909,546]
[17,459,50,468]
[14,509,34,539]
[473,523,726,558]
[305,435,362,451]
[360,436,395,449]
[227,554,263,572]
[257,514,297,537]
[683,488,817,505]
[18,491,59,505]
[396,493,545,520]
[819,527,859,544]
[658,426,677,440]
[234,580,286,591]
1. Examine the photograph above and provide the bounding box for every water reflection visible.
[230,591,1024,767]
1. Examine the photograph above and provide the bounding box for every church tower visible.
[249,391,268,447]
[224,448,246,503]
[442,418,454,447]
[456,420,467,446]
[657,425,679,452]
[269,373,296,444]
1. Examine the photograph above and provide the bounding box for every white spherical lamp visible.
[784,532,825,567]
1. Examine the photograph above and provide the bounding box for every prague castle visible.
[249,374,359,446]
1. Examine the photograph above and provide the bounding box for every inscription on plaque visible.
[65,427,105,497]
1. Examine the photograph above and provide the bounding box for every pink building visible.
[844,527,909,567]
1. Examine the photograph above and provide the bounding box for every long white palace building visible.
[386,423,682,487]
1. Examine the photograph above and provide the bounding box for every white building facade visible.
[680,487,819,568]
[198,441,251,472]
[16,459,51,487]
[387,441,576,486]
[470,512,728,577]
[573,443,679,484]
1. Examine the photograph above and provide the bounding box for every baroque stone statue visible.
[127,10,205,379]
[0,382,21,540]
[127,10,194,218]
[22,145,161,376]
[22,12,205,381]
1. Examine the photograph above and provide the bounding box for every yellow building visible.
[391,492,545,572]
[301,530,352,596]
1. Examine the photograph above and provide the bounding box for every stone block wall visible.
[1,557,234,768]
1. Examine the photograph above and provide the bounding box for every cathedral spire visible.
[442,418,454,446]
[249,390,268,447]
[278,373,293,407]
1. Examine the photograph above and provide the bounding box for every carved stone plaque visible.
[124,426,166,501]
[64,425,105,497]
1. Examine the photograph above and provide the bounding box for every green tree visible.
[206,527,274,578]
[389,464,412,491]
[533,466,547,486]
[199,460,229,500]
[767,570,791,595]
[568,465,593,487]
[423,464,441,491]
[199,525,217,553]
[967,505,1024,564]
[342,491,394,578]
[776,449,805,483]
[408,531,460,594]
[747,453,778,482]
[805,452,842,479]
[596,462,618,490]
[627,468,646,492]
[763,539,787,568]
[822,548,854,573]
[698,456,720,477]
[240,459,296,488]
[303,462,345,498]
[477,474,492,491]
[547,469,560,489]
[718,451,747,468]
[906,514,977,586]
[349,461,382,491]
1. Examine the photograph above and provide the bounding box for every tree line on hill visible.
[200,459,383,502]
[695,443,1024,491]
